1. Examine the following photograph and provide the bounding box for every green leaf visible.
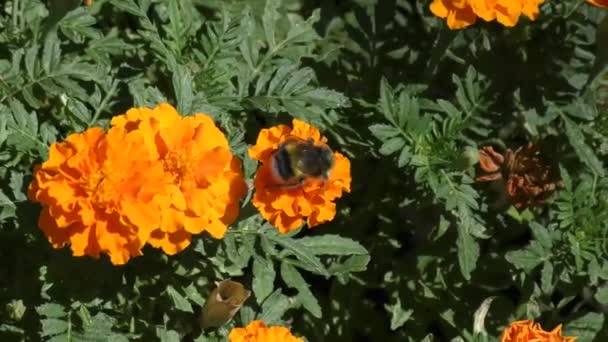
[328,254,370,275]
[594,287,608,304]
[36,304,67,318]
[297,234,368,256]
[280,262,322,318]
[456,224,479,280]
[263,230,328,276]
[505,242,547,272]
[157,329,180,342]
[258,290,290,325]
[386,297,413,330]
[40,319,69,337]
[379,137,406,156]
[252,256,276,304]
[369,124,400,140]
[564,312,604,341]
[166,285,193,313]
[172,63,193,114]
[563,117,606,177]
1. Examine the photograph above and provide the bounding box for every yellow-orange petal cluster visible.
[28,127,172,265]
[430,0,545,30]
[111,104,247,254]
[500,320,576,342]
[248,119,351,233]
[29,103,246,264]
[228,320,303,342]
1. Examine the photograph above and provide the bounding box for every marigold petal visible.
[430,0,449,18]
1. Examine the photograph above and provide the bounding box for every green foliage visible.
[1,0,607,341]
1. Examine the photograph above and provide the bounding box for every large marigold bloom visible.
[111,103,247,254]
[500,320,576,342]
[430,0,545,29]
[228,320,303,342]
[248,119,351,233]
[28,127,171,265]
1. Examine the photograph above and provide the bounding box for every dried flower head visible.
[111,103,247,255]
[476,144,562,208]
[228,320,303,342]
[248,119,351,233]
[28,127,172,265]
[500,320,576,342]
[430,0,545,30]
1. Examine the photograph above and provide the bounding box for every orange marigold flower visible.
[248,119,351,233]
[430,0,545,29]
[587,0,608,8]
[228,320,303,342]
[111,103,247,254]
[500,320,576,342]
[28,127,171,265]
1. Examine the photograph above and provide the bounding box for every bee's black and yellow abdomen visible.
[273,145,297,180]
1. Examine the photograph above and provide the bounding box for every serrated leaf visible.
[564,117,605,177]
[280,262,321,318]
[166,285,193,313]
[252,256,276,304]
[328,254,370,275]
[369,124,400,140]
[386,297,412,330]
[379,137,405,156]
[564,312,604,341]
[505,243,546,272]
[263,230,328,276]
[157,329,180,342]
[258,290,290,325]
[36,303,67,318]
[40,318,69,337]
[456,225,479,280]
[298,234,368,256]
[594,287,608,304]
[172,64,193,114]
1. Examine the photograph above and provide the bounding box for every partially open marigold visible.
[500,320,576,342]
[248,119,351,233]
[28,127,172,265]
[430,0,545,29]
[228,320,303,342]
[111,103,247,255]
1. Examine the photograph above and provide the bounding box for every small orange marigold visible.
[500,320,576,342]
[228,320,303,342]
[588,0,608,8]
[111,103,247,255]
[28,126,172,265]
[430,0,545,29]
[248,119,351,233]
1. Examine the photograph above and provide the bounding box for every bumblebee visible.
[270,136,335,188]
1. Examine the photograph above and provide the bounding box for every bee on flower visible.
[248,119,351,233]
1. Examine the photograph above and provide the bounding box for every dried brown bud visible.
[199,279,250,330]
